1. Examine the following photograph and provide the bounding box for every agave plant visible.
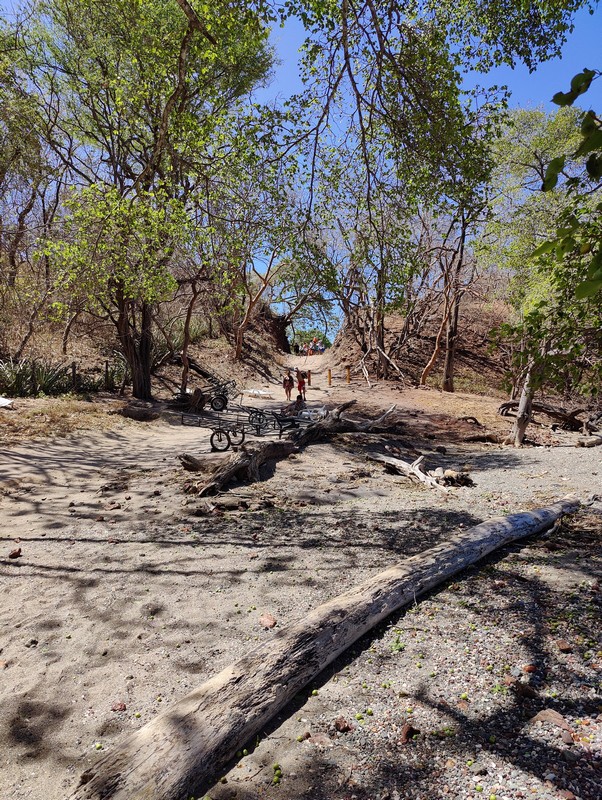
[0,359,34,397]
[0,359,71,397]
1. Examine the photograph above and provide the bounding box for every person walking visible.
[296,368,306,400]
[283,370,294,401]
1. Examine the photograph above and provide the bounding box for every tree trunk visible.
[442,295,460,393]
[375,274,387,379]
[117,294,154,401]
[180,282,200,394]
[70,497,580,800]
[509,365,535,447]
[419,308,449,386]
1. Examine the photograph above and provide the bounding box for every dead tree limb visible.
[577,434,602,448]
[180,403,399,495]
[367,452,450,492]
[292,402,397,446]
[499,400,587,431]
[70,496,581,800]
[196,440,298,496]
[178,453,205,472]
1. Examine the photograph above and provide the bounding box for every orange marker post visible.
[327,368,332,386]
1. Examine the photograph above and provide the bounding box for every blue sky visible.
[261,6,602,111]
[1,1,599,109]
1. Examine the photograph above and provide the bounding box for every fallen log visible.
[70,496,580,800]
[498,400,587,431]
[291,401,398,446]
[196,440,297,496]
[577,434,602,448]
[367,452,449,492]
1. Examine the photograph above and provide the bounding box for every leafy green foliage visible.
[48,185,186,312]
[0,359,70,397]
[538,68,602,298]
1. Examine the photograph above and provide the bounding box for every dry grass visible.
[0,396,126,446]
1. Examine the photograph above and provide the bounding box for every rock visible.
[215,497,248,511]
[400,723,420,744]
[522,664,537,673]
[8,547,22,559]
[334,716,352,733]
[512,681,538,700]
[530,709,571,731]
[556,639,573,653]
[469,762,488,776]
[259,613,277,629]
[117,403,160,422]
[111,702,127,712]
[560,730,573,745]
[558,791,576,800]
[25,638,38,648]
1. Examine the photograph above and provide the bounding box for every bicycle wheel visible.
[228,427,246,446]
[248,409,267,427]
[210,429,231,451]
[211,394,228,411]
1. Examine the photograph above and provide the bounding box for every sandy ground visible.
[0,354,600,800]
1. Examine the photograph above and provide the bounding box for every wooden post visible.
[71,361,77,390]
[307,370,311,386]
[327,368,332,386]
[346,366,351,384]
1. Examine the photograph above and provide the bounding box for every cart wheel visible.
[210,429,231,451]
[248,410,266,427]
[211,394,228,411]
[229,428,246,446]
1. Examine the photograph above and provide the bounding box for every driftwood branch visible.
[498,400,587,431]
[178,453,205,472]
[367,452,450,492]
[292,402,397,446]
[196,440,297,496]
[577,434,602,448]
[70,497,580,800]
[179,403,399,495]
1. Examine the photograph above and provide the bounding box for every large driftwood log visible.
[71,497,580,800]
[291,401,397,446]
[196,440,297,496]
[189,403,399,494]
